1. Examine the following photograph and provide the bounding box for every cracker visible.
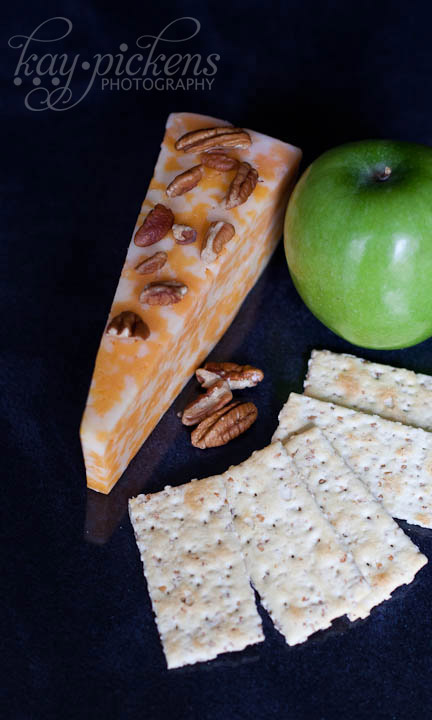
[286,428,427,619]
[128,477,264,669]
[305,349,432,431]
[221,442,368,645]
[273,393,432,528]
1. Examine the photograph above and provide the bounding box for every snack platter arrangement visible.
[81,112,432,671]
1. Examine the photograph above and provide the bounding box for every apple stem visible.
[375,166,392,182]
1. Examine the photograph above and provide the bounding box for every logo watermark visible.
[8,16,219,111]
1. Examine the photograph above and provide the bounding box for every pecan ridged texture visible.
[181,379,232,426]
[201,221,235,265]
[135,251,167,275]
[191,401,258,449]
[140,280,188,306]
[172,223,197,245]
[196,362,264,390]
[166,165,203,198]
[134,204,174,247]
[225,162,258,209]
[106,311,150,340]
[200,152,239,172]
[175,126,252,154]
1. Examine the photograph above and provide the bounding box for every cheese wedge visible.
[81,113,301,493]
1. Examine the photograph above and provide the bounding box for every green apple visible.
[284,140,432,349]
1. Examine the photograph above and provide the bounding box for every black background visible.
[3,1,432,719]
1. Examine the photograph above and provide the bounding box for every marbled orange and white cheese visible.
[80,112,302,493]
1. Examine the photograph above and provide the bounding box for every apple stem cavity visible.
[374,165,392,182]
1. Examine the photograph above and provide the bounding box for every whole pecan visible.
[166,165,203,197]
[172,223,197,245]
[175,126,252,154]
[181,379,232,426]
[191,401,258,449]
[106,311,150,340]
[201,221,235,265]
[225,162,258,209]
[196,362,264,389]
[135,251,167,275]
[140,280,188,306]
[200,152,239,171]
[134,204,174,247]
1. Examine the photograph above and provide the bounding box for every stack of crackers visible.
[129,350,430,668]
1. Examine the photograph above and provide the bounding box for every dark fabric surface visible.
[3,1,432,718]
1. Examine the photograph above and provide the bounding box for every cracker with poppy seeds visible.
[128,477,264,669]
[286,427,427,620]
[273,393,432,529]
[305,349,432,431]
[221,442,368,645]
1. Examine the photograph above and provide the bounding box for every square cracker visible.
[129,477,264,669]
[222,441,368,645]
[305,349,432,431]
[273,393,432,529]
[286,428,427,620]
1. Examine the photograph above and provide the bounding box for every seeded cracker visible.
[221,442,368,645]
[305,349,432,430]
[286,428,427,620]
[273,393,432,528]
[129,477,264,669]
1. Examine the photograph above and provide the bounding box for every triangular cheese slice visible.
[80,112,301,493]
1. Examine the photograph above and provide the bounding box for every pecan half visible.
[225,162,258,209]
[201,221,235,265]
[172,224,197,245]
[140,280,188,306]
[166,165,203,198]
[194,368,221,388]
[175,126,252,154]
[134,204,174,247]
[191,401,258,449]
[196,362,264,389]
[106,311,150,340]
[200,152,239,171]
[181,379,232,426]
[135,251,167,275]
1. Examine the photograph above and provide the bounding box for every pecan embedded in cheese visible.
[175,126,251,153]
[166,165,203,197]
[225,162,258,209]
[135,251,167,274]
[134,204,174,247]
[140,281,188,306]
[201,221,235,265]
[200,152,239,171]
[106,311,150,340]
[172,224,197,245]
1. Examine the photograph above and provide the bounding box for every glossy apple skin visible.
[284,140,432,349]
